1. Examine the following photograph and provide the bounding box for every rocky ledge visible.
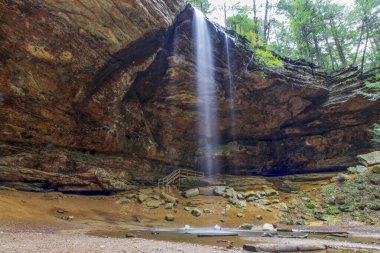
[0,2,379,191]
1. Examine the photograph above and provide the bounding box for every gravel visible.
[0,231,243,253]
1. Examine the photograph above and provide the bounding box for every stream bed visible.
[88,227,380,252]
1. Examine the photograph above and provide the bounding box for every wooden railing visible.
[157,169,204,188]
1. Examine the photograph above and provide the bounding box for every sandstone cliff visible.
[0,2,379,192]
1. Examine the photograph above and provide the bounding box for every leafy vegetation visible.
[71,151,97,162]
[178,176,210,191]
[186,0,212,14]
[123,138,145,154]
[320,172,380,224]
[191,0,379,72]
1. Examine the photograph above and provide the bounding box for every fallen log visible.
[243,243,327,252]
[278,234,309,239]
[197,233,238,237]
[327,233,349,238]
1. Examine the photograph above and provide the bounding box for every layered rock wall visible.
[0,2,379,191]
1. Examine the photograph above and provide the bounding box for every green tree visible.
[187,0,212,14]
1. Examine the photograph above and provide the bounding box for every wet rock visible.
[239,223,255,230]
[165,214,175,221]
[191,209,202,217]
[161,192,178,203]
[185,188,199,198]
[236,200,247,208]
[213,186,226,196]
[357,151,380,166]
[198,187,215,196]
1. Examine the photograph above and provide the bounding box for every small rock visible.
[237,212,244,218]
[115,198,131,205]
[256,215,263,220]
[236,200,247,208]
[264,188,279,196]
[184,207,191,211]
[161,192,178,203]
[56,208,67,214]
[203,208,212,214]
[152,195,161,200]
[258,199,271,205]
[138,194,149,203]
[198,187,215,196]
[165,214,175,221]
[191,208,202,217]
[357,151,380,166]
[144,199,162,209]
[237,192,246,199]
[272,199,280,204]
[165,203,174,209]
[213,186,226,196]
[246,197,257,202]
[185,188,200,198]
[228,197,238,205]
[262,223,275,231]
[67,215,74,221]
[225,188,236,198]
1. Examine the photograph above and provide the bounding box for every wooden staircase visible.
[157,169,204,189]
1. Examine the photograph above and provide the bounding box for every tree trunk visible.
[252,0,259,41]
[353,20,365,66]
[302,28,313,63]
[312,31,323,67]
[330,18,347,67]
[361,21,370,73]
[263,0,269,43]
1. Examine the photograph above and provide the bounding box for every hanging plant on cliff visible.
[360,73,380,144]
[226,5,283,69]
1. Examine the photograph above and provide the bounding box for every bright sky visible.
[207,0,355,27]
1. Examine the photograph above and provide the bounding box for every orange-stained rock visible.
[0,2,379,191]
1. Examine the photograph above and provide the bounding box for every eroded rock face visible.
[0,2,379,191]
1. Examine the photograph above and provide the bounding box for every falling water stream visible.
[193,9,219,175]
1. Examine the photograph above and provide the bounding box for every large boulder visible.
[357,151,380,166]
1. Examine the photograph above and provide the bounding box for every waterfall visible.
[193,9,219,175]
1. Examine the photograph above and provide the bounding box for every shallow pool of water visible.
[88,227,380,252]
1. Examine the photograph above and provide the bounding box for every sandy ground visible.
[0,231,242,253]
